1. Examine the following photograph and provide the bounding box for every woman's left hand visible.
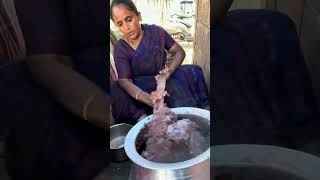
[159,67,172,80]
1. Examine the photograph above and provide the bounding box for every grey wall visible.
[230,0,266,10]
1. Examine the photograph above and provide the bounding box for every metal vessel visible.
[124,107,210,180]
[110,123,133,162]
[212,144,320,180]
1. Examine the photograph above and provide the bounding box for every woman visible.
[110,0,209,124]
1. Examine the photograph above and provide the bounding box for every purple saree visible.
[111,24,209,125]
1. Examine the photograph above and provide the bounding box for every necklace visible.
[127,29,144,50]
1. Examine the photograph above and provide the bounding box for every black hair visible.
[110,0,139,21]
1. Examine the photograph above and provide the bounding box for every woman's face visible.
[112,4,142,41]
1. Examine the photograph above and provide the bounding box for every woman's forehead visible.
[112,4,136,22]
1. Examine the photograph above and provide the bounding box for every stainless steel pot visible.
[110,123,133,162]
[212,144,320,180]
[124,107,210,180]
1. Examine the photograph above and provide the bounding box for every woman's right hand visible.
[150,90,167,106]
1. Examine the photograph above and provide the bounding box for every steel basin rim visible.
[124,107,211,170]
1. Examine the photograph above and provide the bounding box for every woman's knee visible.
[179,64,204,73]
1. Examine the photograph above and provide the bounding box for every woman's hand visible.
[158,67,172,80]
[150,90,168,105]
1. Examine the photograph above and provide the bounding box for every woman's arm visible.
[27,55,109,130]
[118,78,167,108]
[118,78,153,107]
[212,0,233,25]
[14,0,109,130]
[164,42,186,79]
